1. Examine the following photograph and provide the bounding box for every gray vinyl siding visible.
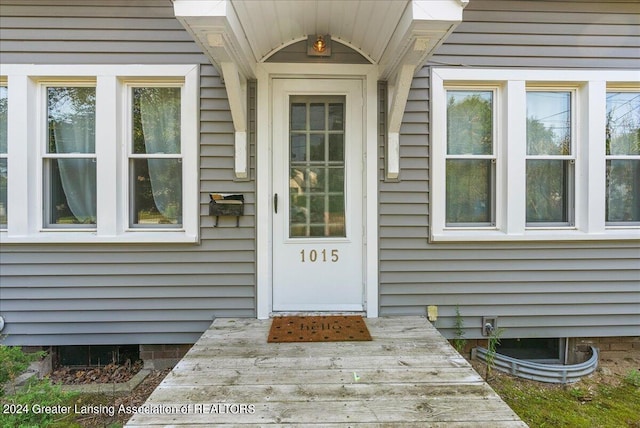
[379,0,640,339]
[431,0,640,69]
[0,1,256,346]
[1,0,638,347]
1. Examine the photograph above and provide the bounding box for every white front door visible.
[272,78,364,312]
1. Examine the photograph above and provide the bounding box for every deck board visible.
[126,316,527,427]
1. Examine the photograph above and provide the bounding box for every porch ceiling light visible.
[313,35,326,52]
[307,34,331,57]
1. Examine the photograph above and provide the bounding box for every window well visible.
[496,338,563,363]
[56,345,139,368]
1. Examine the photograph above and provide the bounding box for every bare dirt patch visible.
[70,368,171,427]
[587,355,640,387]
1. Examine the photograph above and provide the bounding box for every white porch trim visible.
[219,62,249,179]
[174,0,467,181]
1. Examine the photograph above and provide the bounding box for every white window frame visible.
[524,86,577,228]
[41,80,98,230]
[125,82,185,230]
[1,64,199,243]
[431,68,640,242]
[0,78,7,230]
[605,85,640,227]
[444,86,498,228]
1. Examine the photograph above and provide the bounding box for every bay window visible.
[431,68,639,241]
[1,64,199,243]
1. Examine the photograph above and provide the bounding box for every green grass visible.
[1,377,80,428]
[0,345,124,427]
[1,382,129,428]
[489,373,640,428]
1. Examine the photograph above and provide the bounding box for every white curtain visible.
[52,114,96,223]
[138,88,181,220]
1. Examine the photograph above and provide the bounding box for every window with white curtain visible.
[129,86,183,228]
[431,68,639,241]
[1,64,199,243]
[45,85,97,228]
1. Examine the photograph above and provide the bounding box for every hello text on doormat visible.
[267,315,372,343]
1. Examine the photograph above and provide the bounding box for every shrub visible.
[452,305,467,354]
[1,345,78,427]
[0,345,45,394]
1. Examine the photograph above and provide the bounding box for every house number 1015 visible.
[300,249,339,263]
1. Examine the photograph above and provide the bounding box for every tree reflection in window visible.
[526,91,573,225]
[446,91,494,225]
[606,92,640,224]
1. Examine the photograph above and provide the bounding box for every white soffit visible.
[231,0,409,64]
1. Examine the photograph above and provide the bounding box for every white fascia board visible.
[379,0,465,79]
[412,0,467,22]
[172,0,228,17]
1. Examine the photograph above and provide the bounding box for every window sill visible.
[430,228,640,242]
[0,231,199,244]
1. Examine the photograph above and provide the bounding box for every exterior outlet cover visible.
[427,305,438,321]
[482,316,498,336]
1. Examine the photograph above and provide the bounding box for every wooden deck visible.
[126,317,527,427]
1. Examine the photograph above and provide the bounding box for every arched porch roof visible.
[173,0,468,180]
[174,0,467,79]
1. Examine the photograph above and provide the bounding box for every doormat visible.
[267,315,372,343]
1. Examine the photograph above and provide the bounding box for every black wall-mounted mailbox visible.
[209,194,244,227]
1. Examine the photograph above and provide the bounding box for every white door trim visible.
[272,79,363,312]
[256,63,379,319]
